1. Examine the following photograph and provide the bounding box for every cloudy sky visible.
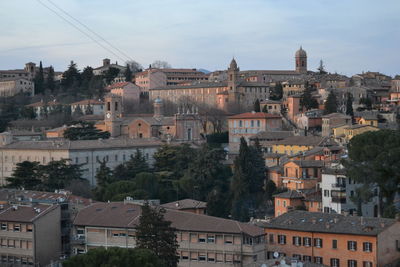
[1,0,399,76]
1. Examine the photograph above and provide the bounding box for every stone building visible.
[0,78,34,97]
[92,58,126,76]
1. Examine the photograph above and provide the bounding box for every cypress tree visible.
[254,99,261,112]
[34,61,45,94]
[346,93,354,117]
[125,64,133,82]
[46,65,55,93]
[324,90,338,115]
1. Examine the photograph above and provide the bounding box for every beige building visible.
[105,82,141,105]
[0,135,162,186]
[70,99,104,116]
[0,78,34,97]
[321,113,352,137]
[72,201,266,267]
[93,59,126,76]
[0,203,61,266]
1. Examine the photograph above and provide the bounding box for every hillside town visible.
[0,44,399,267]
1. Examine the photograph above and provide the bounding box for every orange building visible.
[281,160,324,190]
[274,189,322,217]
[261,210,400,266]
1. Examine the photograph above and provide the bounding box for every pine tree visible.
[61,61,81,92]
[317,59,327,74]
[6,161,41,189]
[80,66,94,96]
[346,93,354,117]
[125,149,150,179]
[324,90,338,115]
[253,99,261,112]
[125,64,133,82]
[270,82,283,100]
[136,203,179,267]
[300,83,318,110]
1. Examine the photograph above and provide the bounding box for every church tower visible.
[295,46,307,74]
[227,58,240,105]
[104,93,122,137]
[153,97,164,120]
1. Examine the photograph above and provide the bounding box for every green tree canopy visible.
[63,247,161,267]
[61,61,81,93]
[343,130,400,218]
[269,82,283,101]
[6,161,41,189]
[125,64,133,82]
[46,65,56,93]
[346,92,354,117]
[136,203,179,267]
[254,99,261,112]
[300,83,318,110]
[104,67,120,85]
[34,61,45,95]
[63,121,110,140]
[324,90,338,115]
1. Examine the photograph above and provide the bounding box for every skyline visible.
[1,0,399,76]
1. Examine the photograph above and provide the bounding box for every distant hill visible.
[198,68,211,74]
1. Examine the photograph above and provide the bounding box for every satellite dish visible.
[273,252,279,258]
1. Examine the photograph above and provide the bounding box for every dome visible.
[229,58,238,69]
[295,46,307,57]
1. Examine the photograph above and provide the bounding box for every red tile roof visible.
[228,112,281,119]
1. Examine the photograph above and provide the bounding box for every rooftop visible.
[229,112,281,120]
[250,131,294,141]
[273,190,303,199]
[74,202,264,236]
[260,210,397,236]
[274,136,326,146]
[0,204,58,223]
[161,199,207,210]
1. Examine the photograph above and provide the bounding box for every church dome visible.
[229,58,238,69]
[295,46,307,57]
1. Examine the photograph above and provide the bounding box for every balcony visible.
[71,235,85,245]
[331,196,346,204]
[331,183,346,189]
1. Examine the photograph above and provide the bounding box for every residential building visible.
[261,210,400,266]
[0,135,162,186]
[282,81,306,102]
[279,160,324,190]
[70,99,104,116]
[228,112,282,152]
[93,59,126,76]
[260,100,282,115]
[26,99,62,120]
[322,113,352,137]
[321,167,379,217]
[295,109,323,130]
[0,78,34,97]
[161,199,207,215]
[0,203,61,266]
[72,202,266,267]
[105,82,141,104]
[274,189,322,217]
[271,136,326,156]
[286,94,303,121]
[342,124,379,142]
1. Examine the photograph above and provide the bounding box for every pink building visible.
[106,82,141,106]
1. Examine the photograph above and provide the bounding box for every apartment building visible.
[271,136,326,156]
[228,112,282,152]
[262,210,400,267]
[274,189,322,217]
[72,202,266,267]
[322,113,352,137]
[0,136,162,186]
[321,167,379,217]
[0,203,61,266]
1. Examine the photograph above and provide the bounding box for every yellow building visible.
[359,117,378,127]
[271,136,326,156]
[343,124,379,141]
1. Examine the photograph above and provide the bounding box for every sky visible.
[1,0,399,76]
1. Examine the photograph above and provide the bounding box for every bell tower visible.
[227,58,240,104]
[104,93,122,137]
[295,46,307,74]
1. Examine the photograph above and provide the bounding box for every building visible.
[71,201,266,267]
[97,94,203,142]
[261,210,400,266]
[26,99,62,120]
[105,82,141,104]
[134,68,209,93]
[321,113,352,137]
[271,136,326,156]
[228,112,282,152]
[274,189,322,217]
[260,99,282,115]
[0,136,162,186]
[93,59,126,76]
[0,203,61,266]
[161,199,207,215]
[70,99,104,116]
[321,166,379,217]
[279,160,324,190]
[342,124,379,142]
[0,78,34,97]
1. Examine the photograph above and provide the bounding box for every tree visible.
[63,121,110,140]
[300,83,318,110]
[125,64,133,82]
[151,60,171,69]
[359,97,372,110]
[124,149,150,179]
[269,82,283,101]
[46,65,56,93]
[136,203,179,267]
[346,93,354,117]
[85,104,93,115]
[39,159,83,191]
[61,61,81,92]
[254,99,261,112]
[343,130,400,218]
[63,247,161,267]
[104,67,120,85]
[153,144,194,177]
[317,59,327,74]
[6,161,41,189]
[80,66,94,96]
[324,90,338,114]
[126,60,143,73]
[34,61,45,94]
[20,106,36,119]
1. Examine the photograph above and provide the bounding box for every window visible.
[269,234,274,244]
[363,242,372,252]
[257,120,260,127]
[207,253,215,262]
[1,223,6,231]
[198,234,206,243]
[27,225,33,232]
[293,254,301,260]
[14,224,20,232]
[314,238,323,248]
[277,200,280,206]
[363,262,372,267]
[283,200,286,208]
[181,251,189,260]
[198,253,206,262]
[278,235,286,244]
[115,155,118,161]
[324,190,330,197]
[239,120,242,127]
[251,120,254,127]
[315,257,323,264]
[348,260,357,267]
[303,237,311,247]
[348,241,357,251]
[332,239,338,249]
[224,235,233,244]
[207,235,215,243]
[293,236,301,246]
[331,258,340,267]
[303,255,311,262]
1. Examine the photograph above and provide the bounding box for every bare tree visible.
[126,60,143,73]
[151,60,172,69]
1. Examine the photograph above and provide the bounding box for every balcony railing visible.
[71,235,85,245]
[332,183,346,189]
[331,197,346,203]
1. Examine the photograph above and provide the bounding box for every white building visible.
[321,165,379,217]
[0,78,34,97]
[0,136,162,186]
[70,99,104,116]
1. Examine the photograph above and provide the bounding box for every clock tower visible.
[104,93,122,137]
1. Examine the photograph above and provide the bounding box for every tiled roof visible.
[161,199,207,210]
[73,202,264,236]
[290,160,325,168]
[228,112,281,119]
[322,112,351,119]
[250,131,293,140]
[0,204,58,223]
[273,190,303,199]
[261,210,397,236]
[274,136,326,146]
[151,81,227,90]
[106,82,131,89]
[344,124,378,130]
[1,137,163,151]
[70,99,103,105]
